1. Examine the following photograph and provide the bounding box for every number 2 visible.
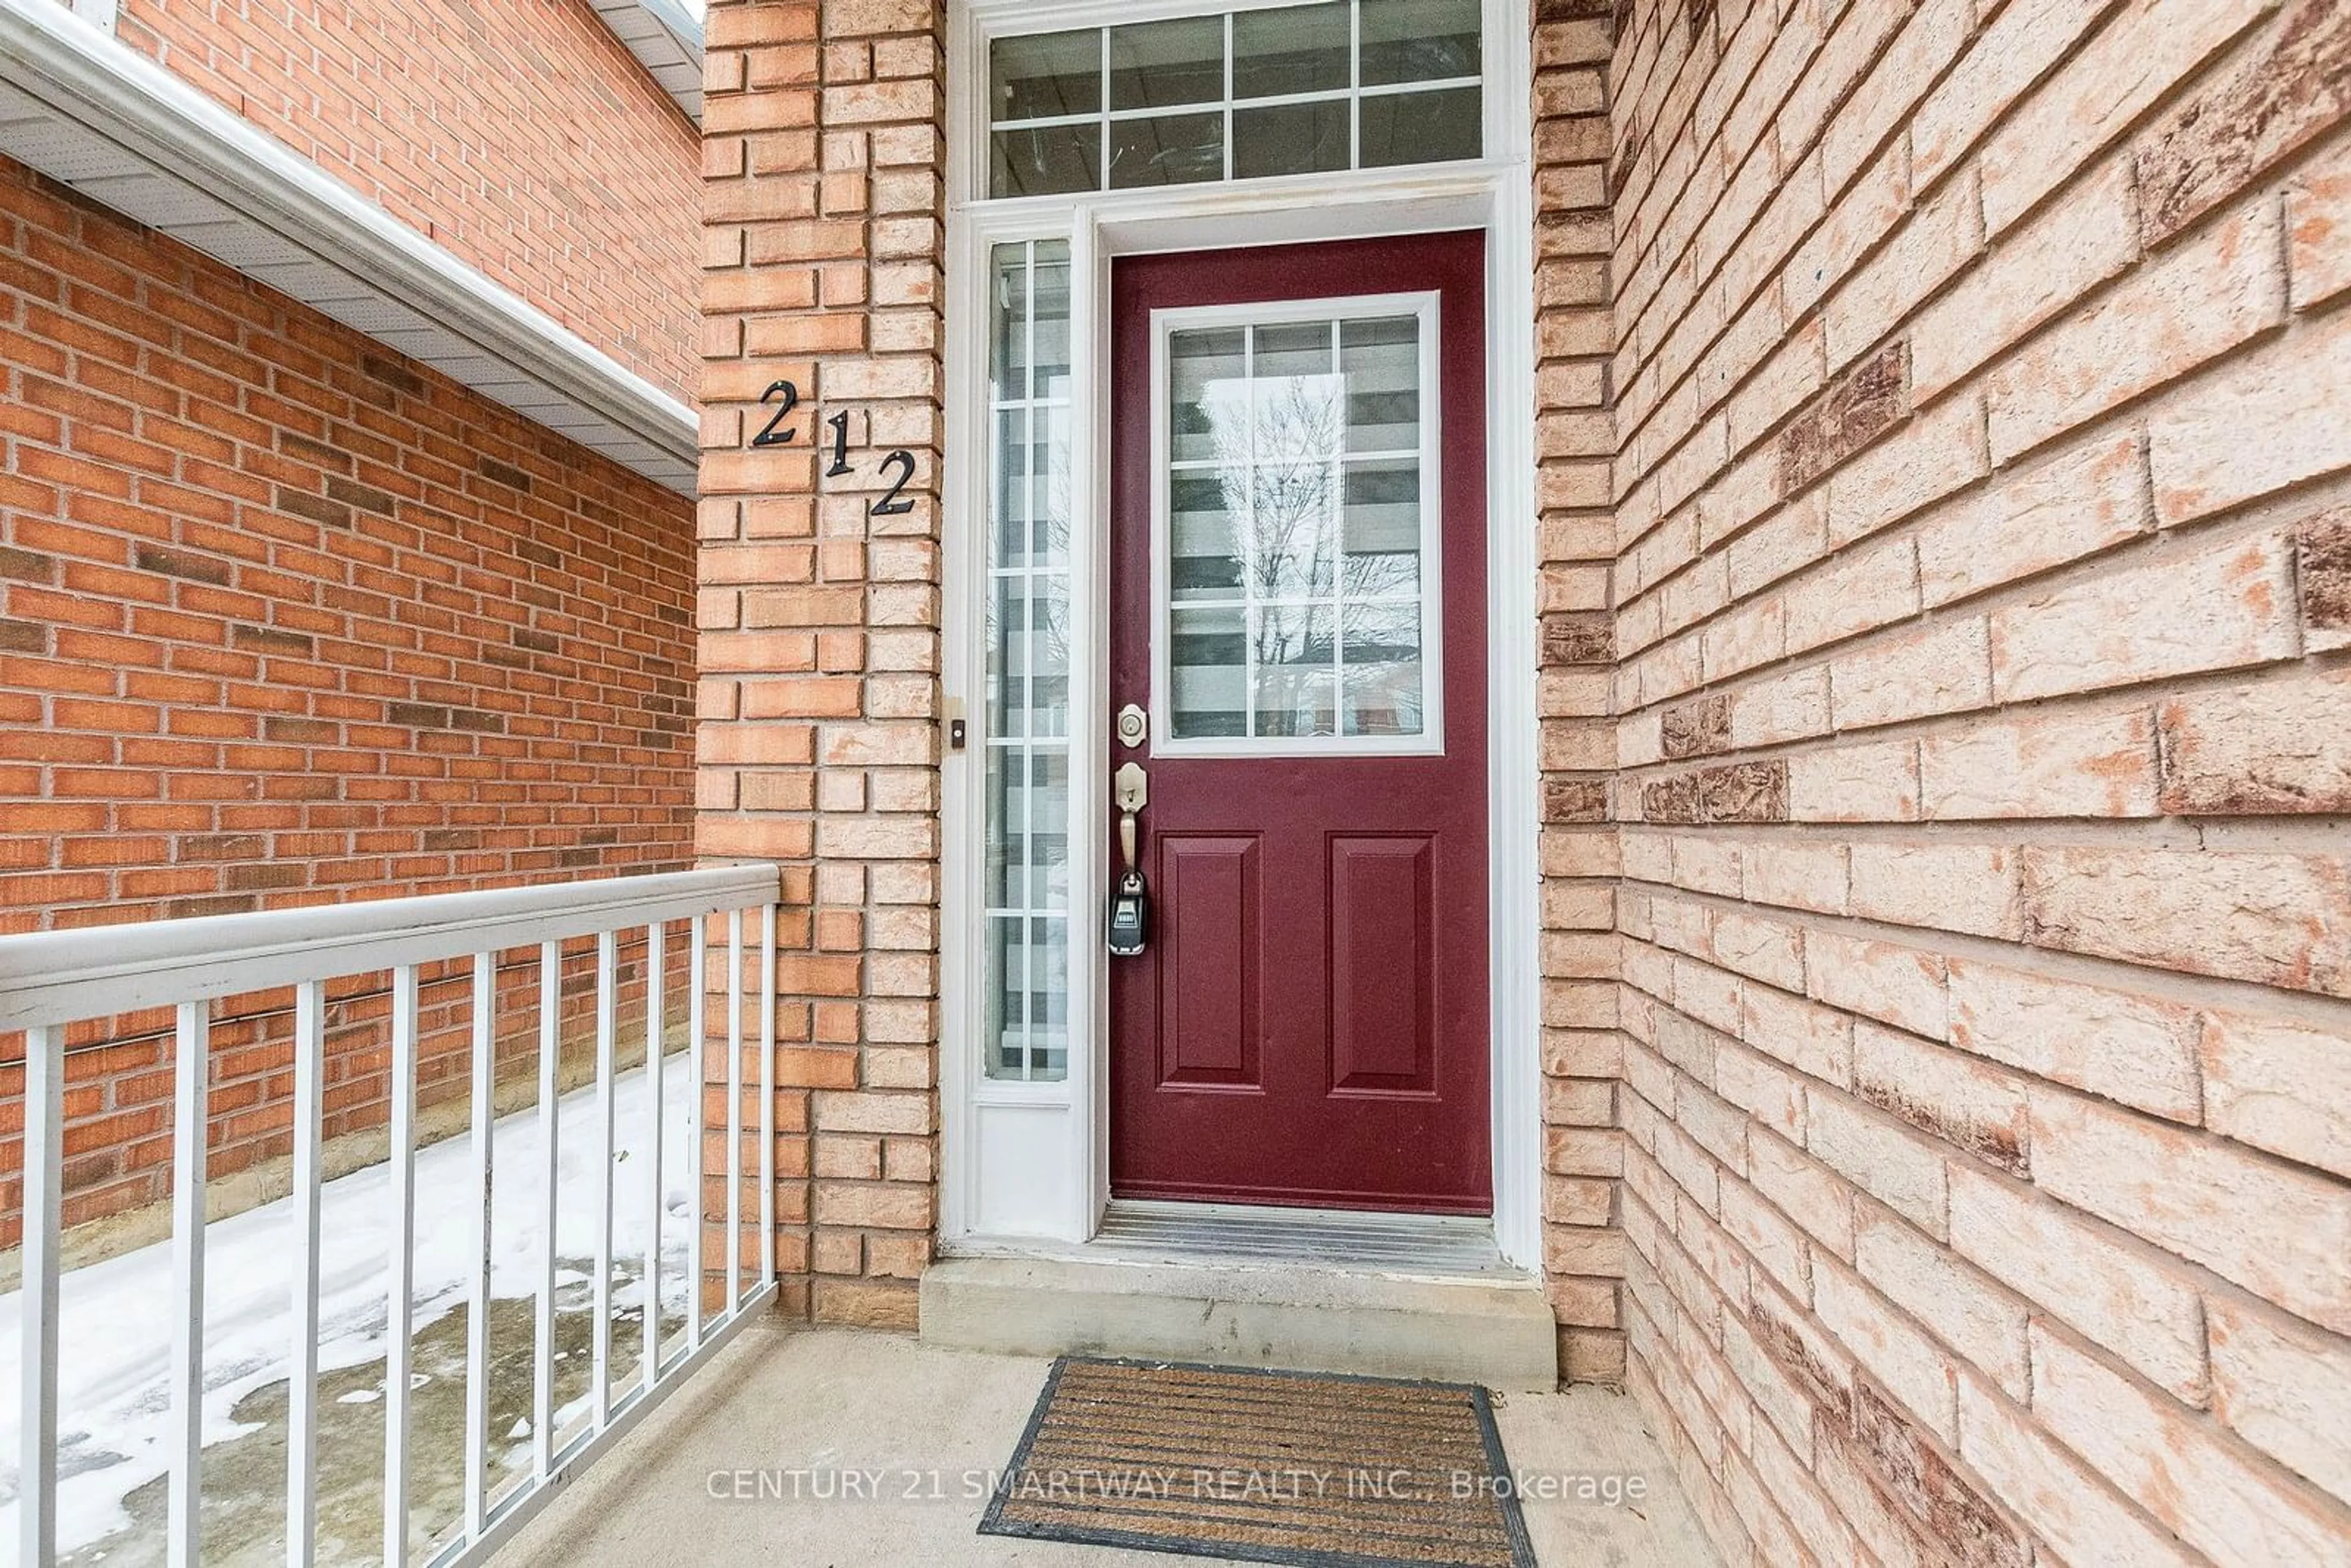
[751,380,799,447]
[869,451,916,517]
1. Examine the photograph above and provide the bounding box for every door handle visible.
[1114,761,1148,872]
[1109,761,1149,956]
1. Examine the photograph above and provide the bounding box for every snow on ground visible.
[0,1052,702,1556]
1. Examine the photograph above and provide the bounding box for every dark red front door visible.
[1108,231,1490,1213]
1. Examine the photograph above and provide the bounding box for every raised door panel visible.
[1327,835,1436,1095]
[1155,834,1261,1088]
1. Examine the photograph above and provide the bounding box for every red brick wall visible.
[112,0,702,400]
[1599,0,2351,1562]
[0,157,697,929]
[0,153,700,1244]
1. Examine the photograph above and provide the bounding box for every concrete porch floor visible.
[493,1322,1720,1568]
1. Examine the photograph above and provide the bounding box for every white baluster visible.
[592,930,617,1427]
[643,920,665,1394]
[760,903,776,1287]
[384,966,418,1568]
[687,921,706,1351]
[464,953,494,1540]
[726,909,743,1314]
[18,1026,62,1568]
[533,941,558,1478]
[288,983,324,1568]
[168,1002,208,1568]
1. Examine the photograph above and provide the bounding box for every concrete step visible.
[917,1254,1560,1391]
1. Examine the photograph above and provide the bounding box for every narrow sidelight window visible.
[983,240,1075,1081]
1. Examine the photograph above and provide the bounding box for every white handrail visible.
[4,865,784,1568]
[0,865,781,1029]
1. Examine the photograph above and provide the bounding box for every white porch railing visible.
[1,865,782,1568]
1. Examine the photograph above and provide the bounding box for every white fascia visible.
[588,0,705,122]
[0,0,699,495]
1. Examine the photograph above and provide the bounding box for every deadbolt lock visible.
[1116,703,1148,749]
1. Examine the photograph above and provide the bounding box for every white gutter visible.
[590,0,705,121]
[0,0,699,495]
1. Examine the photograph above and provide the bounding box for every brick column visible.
[699,0,945,1328]
[1532,0,1625,1386]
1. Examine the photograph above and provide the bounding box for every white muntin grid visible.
[1148,288,1447,759]
[983,237,1077,1082]
[984,0,1483,197]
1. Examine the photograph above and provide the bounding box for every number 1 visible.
[825,411,850,477]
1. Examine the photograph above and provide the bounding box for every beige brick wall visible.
[1534,0,1631,1388]
[697,0,945,1328]
[1601,0,2351,1562]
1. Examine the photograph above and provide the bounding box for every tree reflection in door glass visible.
[1164,311,1428,742]
[1253,604,1338,737]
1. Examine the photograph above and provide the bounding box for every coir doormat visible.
[977,1357,1536,1568]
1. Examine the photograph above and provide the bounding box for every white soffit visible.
[590,0,705,122]
[0,0,700,495]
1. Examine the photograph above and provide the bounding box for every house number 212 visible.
[751,378,915,517]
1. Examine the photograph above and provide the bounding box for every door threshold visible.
[923,1203,1551,1386]
[945,1198,1527,1283]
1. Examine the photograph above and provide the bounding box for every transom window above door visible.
[987,0,1483,198]
[1153,294,1442,753]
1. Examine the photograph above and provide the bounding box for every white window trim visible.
[942,0,1541,1272]
[1147,290,1446,760]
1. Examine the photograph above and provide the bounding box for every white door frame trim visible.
[939,0,1541,1270]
